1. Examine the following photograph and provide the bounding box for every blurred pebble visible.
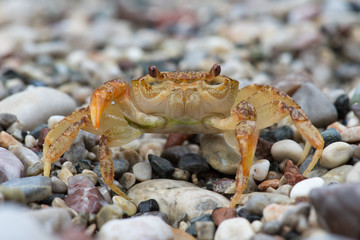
[290,177,324,198]
[118,150,142,167]
[2,176,51,203]
[195,221,215,240]
[262,203,292,222]
[292,82,338,128]
[26,161,44,176]
[200,134,240,175]
[6,121,24,141]
[178,153,210,173]
[260,126,293,143]
[340,126,360,143]
[98,216,173,240]
[0,87,76,130]
[0,147,24,183]
[96,204,123,229]
[65,175,107,214]
[320,142,353,169]
[132,162,152,181]
[0,131,22,148]
[321,165,353,184]
[334,94,350,119]
[0,185,26,204]
[79,169,98,185]
[8,145,41,169]
[214,217,254,240]
[161,145,192,164]
[271,140,303,164]
[211,207,236,226]
[51,176,68,194]
[113,159,130,179]
[212,178,234,194]
[0,113,17,129]
[237,208,262,223]
[112,196,137,216]
[250,159,270,181]
[137,199,160,213]
[321,128,342,147]
[24,134,37,148]
[57,165,74,185]
[172,168,191,181]
[346,161,360,182]
[47,115,65,129]
[119,172,136,190]
[258,179,280,191]
[73,159,92,173]
[139,141,163,160]
[148,154,175,178]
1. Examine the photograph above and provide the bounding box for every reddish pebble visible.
[258,179,280,191]
[283,160,306,185]
[211,207,236,226]
[164,134,190,149]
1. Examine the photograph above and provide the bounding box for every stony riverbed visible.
[0,0,360,239]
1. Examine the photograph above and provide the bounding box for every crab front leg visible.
[206,101,259,208]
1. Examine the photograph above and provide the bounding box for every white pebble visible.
[250,159,270,181]
[98,216,173,240]
[132,162,152,181]
[320,142,354,169]
[346,161,360,183]
[271,139,303,163]
[24,135,37,148]
[251,220,263,233]
[214,217,254,240]
[47,115,65,129]
[112,196,137,216]
[139,141,164,160]
[290,177,324,199]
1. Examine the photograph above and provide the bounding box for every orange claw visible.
[90,79,130,129]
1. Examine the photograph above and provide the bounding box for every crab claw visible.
[89,79,130,129]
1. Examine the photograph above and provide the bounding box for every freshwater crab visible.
[42,64,324,207]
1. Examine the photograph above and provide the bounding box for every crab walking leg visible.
[42,108,91,177]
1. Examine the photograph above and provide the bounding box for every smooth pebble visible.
[0,147,24,183]
[47,115,65,129]
[290,177,324,199]
[346,161,360,183]
[271,140,303,164]
[320,142,354,169]
[214,217,254,240]
[8,145,41,169]
[112,196,137,216]
[250,159,270,181]
[132,162,152,181]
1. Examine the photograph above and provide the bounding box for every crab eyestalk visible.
[148,65,164,82]
[205,63,221,81]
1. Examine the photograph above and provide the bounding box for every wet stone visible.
[64,175,108,214]
[137,199,160,213]
[211,207,236,226]
[148,154,175,178]
[2,176,51,203]
[0,147,25,183]
[161,145,192,164]
[178,153,210,173]
[260,126,294,143]
[334,94,350,119]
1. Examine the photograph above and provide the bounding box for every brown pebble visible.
[265,171,283,180]
[340,126,360,143]
[283,160,306,185]
[255,138,274,161]
[0,131,22,149]
[172,228,196,240]
[211,207,236,226]
[258,179,280,191]
[164,134,190,149]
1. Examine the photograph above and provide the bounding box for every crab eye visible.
[213,64,221,77]
[148,65,159,78]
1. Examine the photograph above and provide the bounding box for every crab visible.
[42,64,324,207]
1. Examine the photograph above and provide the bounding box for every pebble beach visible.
[0,0,360,239]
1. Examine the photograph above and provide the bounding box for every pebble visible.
[113,159,130,179]
[96,204,123,229]
[200,134,240,174]
[26,161,44,176]
[309,183,360,239]
[334,94,350,119]
[47,115,65,129]
[97,216,173,240]
[290,177,324,199]
[346,161,360,183]
[148,154,175,178]
[292,82,338,128]
[117,150,142,167]
[0,131,22,148]
[2,176,51,203]
[112,196,137,216]
[241,192,294,215]
[137,199,160,213]
[73,159,92,173]
[321,128,342,147]
[0,113,17,129]
[0,147,24,183]
[127,179,229,224]
[178,153,210,173]
[211,207,236,226]
[139,141,164,160]
[214,217,254,240]
[340,126,360,143]
[8,145,41,169]
[250,159,270,181]
[64,175,108,214]
[271,140,303,164]
[260,126,294,143]
[161,145,192,164]
[57,166,74,185]
[0,186,26,204]
[237,208,262,223]
[132,162,152,181]
[258,179,280,191]
[0,87,76,130]
[79,169,98,185]
[51,176,68,194]
[321,165,353,184]
[195,221,215,240]
[251,221,263,234]
[172,168,191,181]
[262,203,293,222]
[212,178,235,194]
[320,142,354,169]
[119,172,136,190]
[24,134,37,148]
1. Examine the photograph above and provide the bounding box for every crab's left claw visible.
[90,79,130,129]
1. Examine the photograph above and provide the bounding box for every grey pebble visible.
[96,204,123,229]
[178,153,210,174]
[0,113,17,129]
[0,147,25,184]
[243,192,294,215]
[148,154,175,178]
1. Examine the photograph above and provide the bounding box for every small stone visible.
[117,150,142,167]
[73,159,92,173]
[186,214,213,236]
[51,176,68,194]
[112,196,137,216]
[178,153,210,173]
[283,160,306,185]
[62,161,77,174]
[261,221,282,235]
[132,162,152,181]
[161,145,192,164]
[148,154,175,178]
[79,169,98,185]
[211,207,236,226]
[258,179,280,191]
[271,140,303,164]
[200,134,240,175]
[250,159,270,181]
[0,87,76,130]
[0,131,22,148]
[99,186,113,204]
[340,126,360,143]
[237,208,262,223]
[47,115,65,129]
[2,176,51,203]
[24,135,37,149]
[251,221,263,234]
[262,203,293,222]
[242,193,294,215]
[309,183,360,239]
[8,145,41,170]
[119,172,136,190]
[292,82,338,128]
[0,185,26,203]
[290,177,324,199]
[98,216,173,240]
[320,142,354,169]
[137,199,160,213]
[26,162,44,176]
[0,147,24,183]
[212,178,235,193]
[164,133,190,149]
[0,113,17,129]
[214,217,254,240]
[133,211,169,224]
[334,94,350,119]
[139,141,164,160]
[172,168,191,181]
[57,166,74,185]
[321,165,353,184]
[65,175,107,214]
[260,126,293,143]
[346,161,360,183]
[195,221,215,240]
[96,204,123,229]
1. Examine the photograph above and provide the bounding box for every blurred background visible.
[0,0,360,105]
